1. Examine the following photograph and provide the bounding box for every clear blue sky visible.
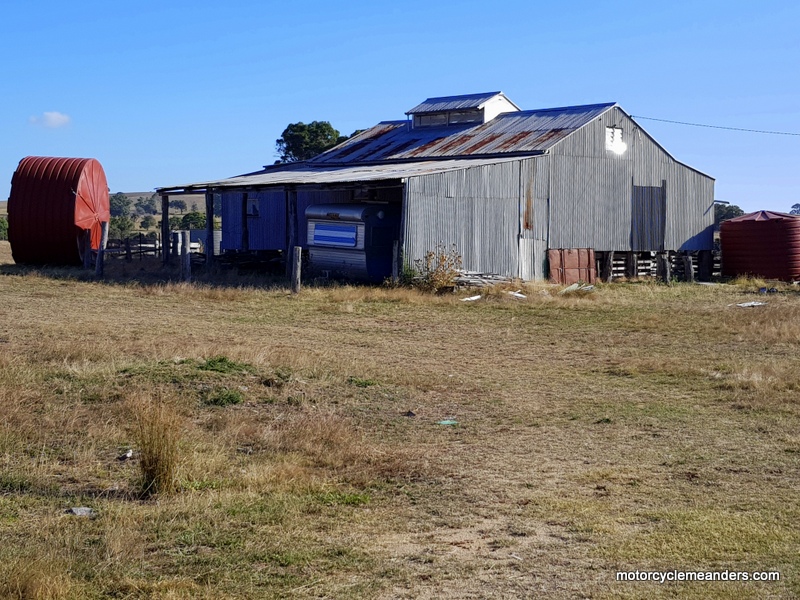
[2,0,798,213]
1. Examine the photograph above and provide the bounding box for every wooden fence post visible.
[601,251,614,282]
[624,252,638,279]
[657,252,672,284]
[205,191,215,266]
[291,246,302,294]
[161,194,170,265]
[698,250,713,281]
[172,231,180,260]
[181,231,191,282]
[95,221,109,278]
[392,240,400,284]
[682,252,695,283]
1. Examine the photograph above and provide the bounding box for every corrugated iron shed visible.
[310,103,616,164]
[406,91,519,114]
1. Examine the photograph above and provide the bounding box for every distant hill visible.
[0,201,6,216]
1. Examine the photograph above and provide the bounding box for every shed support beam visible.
[285,187,298,277]
[698,250,713,281]
[161,194,170,265]
[657,252,671,284]
[624,252,638,279]
[601,251,614,282]
[682,252,695,283]
[205,191,215,266]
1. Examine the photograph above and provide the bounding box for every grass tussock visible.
[0,556,76,600]
[131,395,182,497]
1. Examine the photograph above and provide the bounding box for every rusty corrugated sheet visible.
[721,211,800,280]
[8,156,110,265]
[310,103,616,164]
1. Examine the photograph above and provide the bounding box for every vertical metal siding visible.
[404,162,520,276]
[547,107,713,252]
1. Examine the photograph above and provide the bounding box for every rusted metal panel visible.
[721,211,800,280]
[305,103,616,164]
[548,248,596,284]
[8,156,110,265]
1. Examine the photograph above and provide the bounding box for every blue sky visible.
[2,0,798,213]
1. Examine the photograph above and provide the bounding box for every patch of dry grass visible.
[0,240,799,598]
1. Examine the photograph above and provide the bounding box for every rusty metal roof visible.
[406,91,513,114]
[157,157,526,193]
[311,102,616,164]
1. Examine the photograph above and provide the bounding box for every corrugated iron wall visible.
[547,107,714,252]
[404,161,520,275]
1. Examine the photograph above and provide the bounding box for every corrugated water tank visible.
[306,203,401,281]
[720,211,800,281]
[8,156,110,265]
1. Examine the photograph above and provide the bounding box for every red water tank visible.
[720,211,800,281]
[8,156,110,265]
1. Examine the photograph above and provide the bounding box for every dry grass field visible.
[0,240,798,599]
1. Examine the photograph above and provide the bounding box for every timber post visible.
[601,251,614,282]
[95,221,108,278]
[291,245,301,294]
[172,231,180,260]
[698,250,713,281]
[205,191,215,266]
[656,252,671,284]
[682,252,695,283]
[285,187,298,278]
[161,194,170,265]
[624,251,638,279]
[392,240,400,284]
[181,231,191,283]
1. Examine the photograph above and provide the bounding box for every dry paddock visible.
[0,240,798,599]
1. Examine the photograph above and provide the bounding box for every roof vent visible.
[406,92,520,128]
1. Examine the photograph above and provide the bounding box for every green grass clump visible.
[201,386,244,406]
[198,356,253,374]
